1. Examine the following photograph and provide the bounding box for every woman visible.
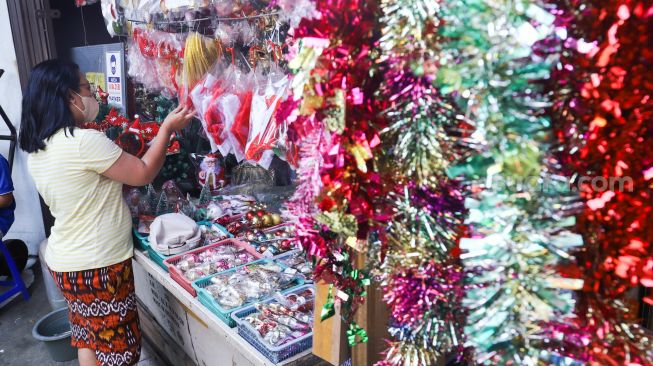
[20,59,194,366]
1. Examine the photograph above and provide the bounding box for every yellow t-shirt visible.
[28,128,133,272]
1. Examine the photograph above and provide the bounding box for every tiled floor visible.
[0,266,165,366]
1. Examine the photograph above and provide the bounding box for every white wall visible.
[0,0,46,254]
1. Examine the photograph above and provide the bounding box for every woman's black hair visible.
[19,59,81,153]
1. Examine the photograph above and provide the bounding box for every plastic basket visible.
[241,224,297,258]
[231,285,315,363]
[146,246,173,271]
[164,238,262,296]
[192,260,304,327]
[145,221,230,272]
[132,228,150,251]
[197,221,233,239]
[236,223,293,239]
[272,250,314,283]
[271,249,301,261]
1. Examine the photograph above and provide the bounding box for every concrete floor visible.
[0,266,166,366]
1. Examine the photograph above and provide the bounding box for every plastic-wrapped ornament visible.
[279,240,292,251]
[238,21,256,45]
[263,325,292,346]
[218,287,245,309]
[177,254,197,271]
[210,275,229,286]
[215,22,235,44]
[155,191,170,216]
[125,188,142,219]
[264,244,280,256]
[216,245,238,255]
[244,230,256,241]
[197,261,215,275]
[185,268,204,281]
[276,315,310,331]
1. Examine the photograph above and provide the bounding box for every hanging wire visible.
[80,6,89,45]
[125,11,281,25]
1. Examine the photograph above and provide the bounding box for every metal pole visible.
[0,69,18,173]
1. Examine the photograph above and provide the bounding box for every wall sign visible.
[105,51,124,108]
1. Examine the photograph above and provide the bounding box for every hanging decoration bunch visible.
[374,1,476,364]
[183,32,221,90]
[545,0,653,364]
[282,0,389,345]
[431,0,585,364]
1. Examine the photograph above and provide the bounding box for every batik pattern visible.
[51,259,141,366]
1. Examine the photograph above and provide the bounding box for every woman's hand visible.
[102,104,196,186]
[161,104,195,133]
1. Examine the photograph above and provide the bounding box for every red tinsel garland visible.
[549,0,653,363]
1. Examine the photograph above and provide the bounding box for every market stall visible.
[73,0,653,365]
[78,1,328,365]
[132,250,314,366]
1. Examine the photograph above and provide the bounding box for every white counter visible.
[132,250,315,366]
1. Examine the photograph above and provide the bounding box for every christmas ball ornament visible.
[262,215,272,227]
[251,216,261,227]
[245,231,256,241]
[280,240,291,251]
[267,245,280,255]
[258,245,268,253]
[271,214,282,225]
[246,212,255,220]
[256,210,266,218]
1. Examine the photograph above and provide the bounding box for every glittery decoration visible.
[375,1,475,364]
[282,0,389,344]
[380,261,470,365]
[434,0,585,363]
[547,0,653,363]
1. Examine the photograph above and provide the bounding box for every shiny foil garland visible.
[375,0,477,364]
[281,0,653,363]
[282,0,389,344]
[546,0,653,364]
[434,0,586,364]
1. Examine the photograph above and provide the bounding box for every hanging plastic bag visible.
[100,0,121,37]
[127,34,164,92]
[200,64,249,161]
[229,70,253,162]
[124,0,162,23]
[245,67,289,168]
[191,61,235,154]
[183,32,221,92]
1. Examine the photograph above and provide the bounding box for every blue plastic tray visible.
[192,260,304,327]
[132,228,150,251]
[231,284,315,363]
[273,250,314,283]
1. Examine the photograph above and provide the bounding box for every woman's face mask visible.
[72,90,99,122]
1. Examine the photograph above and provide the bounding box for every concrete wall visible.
[0,0,46,254]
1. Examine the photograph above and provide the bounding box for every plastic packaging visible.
[245,68,289,169]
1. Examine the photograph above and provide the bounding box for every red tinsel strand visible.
[550,0,653,300]
[548,0,653,363]
[288,0,391,324]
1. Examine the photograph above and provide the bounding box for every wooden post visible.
[312,282,351,366]
[350,249,389,366]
